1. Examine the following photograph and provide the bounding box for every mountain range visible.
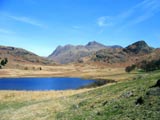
[0,40,159,67]
[48,41,122,64]
[91,40,157,66]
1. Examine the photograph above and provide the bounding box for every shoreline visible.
[0,66,133,81]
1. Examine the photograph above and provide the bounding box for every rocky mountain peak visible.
[86,41,105,47]
[48,41,108,64]
[124,40,154,54]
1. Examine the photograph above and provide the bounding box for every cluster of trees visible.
[138,59,160,72]
[0,58,8,69]
[125,58,160,73]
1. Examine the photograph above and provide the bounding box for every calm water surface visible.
[0,77,95,91]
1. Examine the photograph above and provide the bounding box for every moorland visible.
[0,40,160,120]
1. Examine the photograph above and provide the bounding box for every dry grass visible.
[0,89,92,102]
[0,88,93,120]
[0,63,135,81]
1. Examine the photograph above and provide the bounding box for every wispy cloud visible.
[97,16,113,27]
[6,14,47,28]
[0,28,14,34]
[121,0,160,27]
[97,0,160,29]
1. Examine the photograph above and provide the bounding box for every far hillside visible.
[91,40,159,67]
[48,41,122,64]
[0,45,54,68]
[1,40,159,69]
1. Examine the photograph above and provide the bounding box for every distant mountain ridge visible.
[48,41,122,64]
[92,40,156,65]
[1,40,158,67]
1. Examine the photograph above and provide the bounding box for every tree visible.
[0,58,8,66]
[1,60,6,66]
[138,59,160,72]
[125,64,136,73]
[126,66,132,73]
[0,58,8,69]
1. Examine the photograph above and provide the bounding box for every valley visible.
[0,70,160,120]
[0,40,160,119]
[1,0,160,119]
[0,40,159,81]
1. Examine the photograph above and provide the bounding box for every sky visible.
[0,0,160,56]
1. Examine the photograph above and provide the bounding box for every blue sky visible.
[0,0,160,56]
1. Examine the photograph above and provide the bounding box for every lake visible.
[0,77,95,91]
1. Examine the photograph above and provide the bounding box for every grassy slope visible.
[56,71,160,120]
[0,71,160,120]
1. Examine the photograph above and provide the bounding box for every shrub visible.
[126,58,160,73]
[138,59,160,72]
[1,60,6,66]
[24,67,28,70]
[39,67,42,70]
[0,58,8,68]
[125,64,136,73]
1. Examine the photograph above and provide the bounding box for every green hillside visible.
[56,71,160,120]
